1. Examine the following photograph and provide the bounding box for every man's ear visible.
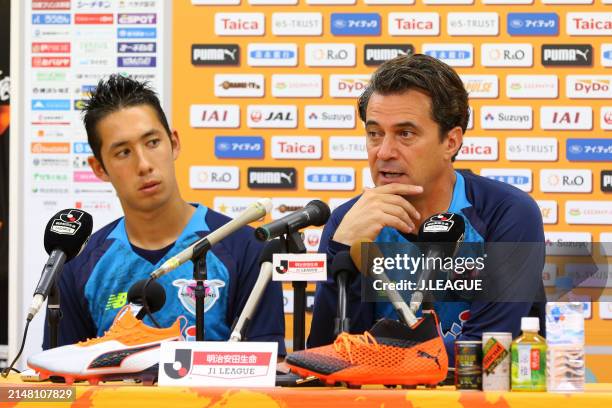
[88,155,110,182]
[445,126,463,161]
[170,130,180,161]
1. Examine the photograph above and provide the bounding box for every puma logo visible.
[417,348,442,370]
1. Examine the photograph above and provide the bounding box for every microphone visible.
[150,198,272,279]
[410,212,465,312]
[229,239,284,342]
[254,200,330,242]
[28,209,93,321]
[331,251,358,336]
[127,279,166,320]
[349,239,418,326]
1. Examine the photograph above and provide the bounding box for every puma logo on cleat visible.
[417,349,441,370]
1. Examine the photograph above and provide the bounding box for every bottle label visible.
[483,338,508,375]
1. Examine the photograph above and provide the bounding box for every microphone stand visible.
[280,231,307,352]
[333,272,350,336]
[46,281,62,349]
[192,240,210,342]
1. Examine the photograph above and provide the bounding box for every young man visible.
[41,75,286,354]
[308,55,545,364]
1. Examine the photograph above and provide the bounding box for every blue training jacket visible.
[308,170,545,365]
[43,204,286,355]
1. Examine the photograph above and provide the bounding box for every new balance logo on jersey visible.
[105,292,127,311]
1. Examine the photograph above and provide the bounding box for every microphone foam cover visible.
[127,279,166,313]
[258,238,285,265]
[331,250,359,281]
[306,200,331,227]
[44,209,94,261]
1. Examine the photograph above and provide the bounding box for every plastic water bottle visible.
[546,277,585,393]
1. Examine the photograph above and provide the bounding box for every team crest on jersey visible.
[172,278,225,316]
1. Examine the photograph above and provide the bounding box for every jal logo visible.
[331,13,381,36]
[388,13,439,36]
[364,44,413,66]
[567,13,612,36]
[507,13,559,36]
[247,106,297,128]
[541,44,592,66]
[117,13,156,25]
[192,44,239,66]
[566,139,612,162]
[214,136,264,159]
[567,77,612,99]
[215,13,264,36]
[305,105,355,129]
[190,105,240,128]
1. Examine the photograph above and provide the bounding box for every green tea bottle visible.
[511,317,546,392]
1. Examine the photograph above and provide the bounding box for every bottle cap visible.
[521,317,540,332]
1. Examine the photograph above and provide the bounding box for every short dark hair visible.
[358,54,469,159]
[83,74,171,168]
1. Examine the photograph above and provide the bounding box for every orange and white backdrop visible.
[172,0,611,380]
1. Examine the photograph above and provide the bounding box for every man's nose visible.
[377,134,398,160]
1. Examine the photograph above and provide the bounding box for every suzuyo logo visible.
[272,136,322,159]
[507,13,559,36]
[214,136,264,159]
[331,13,381,36]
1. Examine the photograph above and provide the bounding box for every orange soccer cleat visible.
[27,306,183,385]
[286,310,448,388]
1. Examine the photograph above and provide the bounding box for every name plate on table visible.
[158,341,277,387]
[272,253,327,281]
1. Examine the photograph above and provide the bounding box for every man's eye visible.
[400,130,414,138]
[116,149,129,158]
[148,138,160,147]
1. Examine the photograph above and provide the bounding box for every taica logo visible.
[542,44,592,66]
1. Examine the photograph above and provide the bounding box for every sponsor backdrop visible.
[13,0,166,365]
[172,1,612,380]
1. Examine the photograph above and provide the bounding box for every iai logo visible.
[566,76,612,99]
[536,200,558,224]
[304,167,355,191]
[480,168,532,192]
[247,105,297,129]
[329,75,370,98]
[566,138,612,162]
[447,12,499,36]
[388,13,440,36]
[540,106,592,130]
[215,13,265,36]
[331,13,381,36]
[540,169,592,193]
[423,44,473,67]
[566,13,612,36]
[480,106,532,129]
[305,105,355,129]
[455,137,498,161]
[247,43,297,66]
[507,13,558,36]
[190,105,240,128]
[481,43,533,67]
[305,43,355,67]
[601,107,612,130]
[601,44,612,67]
[460,75,498,98]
